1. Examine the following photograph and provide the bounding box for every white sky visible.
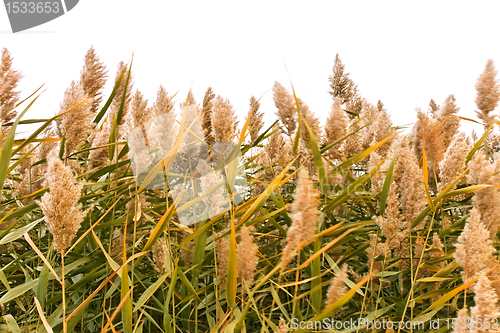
[1,0,500,137]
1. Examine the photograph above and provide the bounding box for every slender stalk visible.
[61,252,67,333]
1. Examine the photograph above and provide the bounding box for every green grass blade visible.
[379,150,396,215]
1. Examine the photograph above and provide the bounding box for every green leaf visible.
[0,218,42,245]
[134,274,169,312]
[3,314,21,333]
[0,93,39,191]
[0,279,38,305]
[121,264,133,333]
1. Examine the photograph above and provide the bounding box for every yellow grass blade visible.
[34,297,54,333]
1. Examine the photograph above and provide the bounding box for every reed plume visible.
[436,94,461,150]
[37,150,86,254]
[475,59,500,130]
[201,87,216,143]
[152,237,170,275]
[198,160,227,219]
[430,233,445,264]
[452,308,469,333]
[272,81,296,137]
[248,96,264,142]
[266,124,291,167]
[80,46,107,114]
[277,317,288,333]
[216,232,229,284]
[130,89,151,129]
[146,109,178,167]
[454,208,496,282]
[467,153,500,239]
[181,103,204,156]
[110,228,124,258]
[470,272,500,333]
[438,133,471,192]
[180,231,194,265]
[88,125,110,170]
[297,98,321,150]
[180,89,197,109]
[323,97,348,160]
[411,109,446,177]
[0,48,22,129]
[374,180,407,250]
[398,144,426,224]
[328,54,360,110]
[152,86,174,116]
[325,264,348,308]
[281,168,320,271]
[56,81,93,157]
[237,226,259,288]
[211,95,238,143]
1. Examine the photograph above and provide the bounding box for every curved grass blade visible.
[379,150,397,215]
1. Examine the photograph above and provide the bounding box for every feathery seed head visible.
[237,226,259,288]
[475,59,500,129]
[281,168,320,270]
[248,96,264,142]
[56,81,94,156]
[325,264,348,308]
[454,208,496,281]
[0,47,22,126]
[211,95,238,143]
[324,96,348,160]
[152,237,171,275]
[470,271,500,331]
[38,150,86,254]
[272,81,297,137]
[80,46,107,114]
[153,86,174,116]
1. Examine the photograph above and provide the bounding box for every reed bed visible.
[0,47,500,332]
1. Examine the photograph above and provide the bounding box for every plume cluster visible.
[281,168,320,270]
[325,264,348,308]
[201,87,216,143]
[272,81,297,137]
[80,46,107,114]
[438,133,471,192]
[237,226,259,288]
[373,181,407,250]
[216,232,230,284]
[475,59,500,130]
[323,97,348,160]
[56,81,94,156]
[437,94,461,150]
[248,96,264,142]
[470,272,500,333]
[211,95,238,143]
[37,150,86,254]
[152,237,171,275]
[108,61,133,139]
[466,153,500,239]
[454,208,496,281]
[0,48,22,127]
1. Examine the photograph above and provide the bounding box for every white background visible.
[1,1,500,137]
